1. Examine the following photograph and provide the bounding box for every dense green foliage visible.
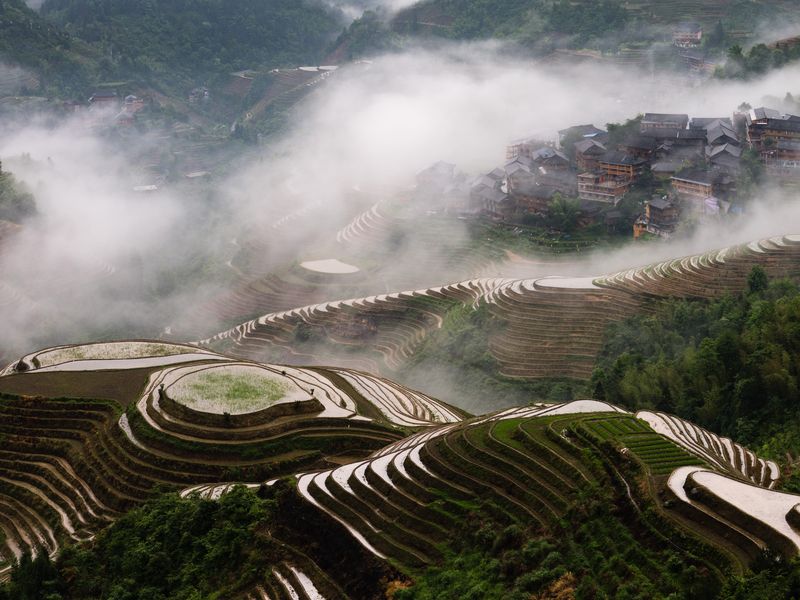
[0,0,93,94]
[1,487,272,599]
[0,167,36,223]
[721,556,800,599]
[430,0,537,40]
[545,0,628,43]
[398,509,716,600]
[716,42,800,79]
[333,10,400,59]
[592,273,800,462]
[40,0,342,90]
[394,430,718,599]
[546,193,581,233]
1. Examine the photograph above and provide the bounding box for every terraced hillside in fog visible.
[202,234,800,381]
[2,336,799,597]
[0,341,464,582]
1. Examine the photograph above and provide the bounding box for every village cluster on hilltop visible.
[417,106,800,240]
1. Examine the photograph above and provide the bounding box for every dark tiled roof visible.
[707,143,741,158]
[765,118,800,133]
[472,175,500,189]
[558,124,605,137]
[574,139,606,154]
[515,182,559,199]
[621,135,657,150]
[707,125,739,144]
[531,147,569,162]
[677,129,708,140]
[674,22,702,33]
[651,161,682,173]
[476,187,508,203]
[642,113,689,125]
[505,161,532,176]
[649,198,673,210]
[599,151,645,166]
[672,169,712,185]
[753,107,781,120]
[690,117,732,129]
[641,127,680,139]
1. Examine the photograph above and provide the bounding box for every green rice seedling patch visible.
[573,415,707,475]
[490,418,526,451]
[169,366,306,414]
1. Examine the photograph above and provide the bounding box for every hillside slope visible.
[2,346,797,599]
[0,0,95,93]
[0,341,467,582]
[39,0,345,91]
[200,235,800,384]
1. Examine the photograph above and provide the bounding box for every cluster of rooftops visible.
[415,106,800,238]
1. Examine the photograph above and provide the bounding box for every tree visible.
[606,115,642,147]
[547,193,580,233]
[736,147,764,201]
[704,21,725,49]
[747,266,768,294]
[0,170,36,223]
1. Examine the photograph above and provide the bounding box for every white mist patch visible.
[0,116,220,357]
[233,45,800,208]
[323,0,418,19]
[300,258,360,273]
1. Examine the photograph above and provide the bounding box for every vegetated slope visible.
[0,340,463,581]
[2,339,799,597]
[39,0,344,91]
[0,0,94,93]
[592,274,800,485]
[389,0,794,41]
[0,167,36,224]
[188,200,505,334]
[201,234,800,384]
[177,401,794,598]
[0,485,398,599]
[199,276,506,373]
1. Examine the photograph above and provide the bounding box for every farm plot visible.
[578,415,706,475]
[637,410,779,486]
[2,341,224,376]
[168,364,306,414]
[34,341,211,367]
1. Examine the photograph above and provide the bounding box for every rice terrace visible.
[4,0,800,597]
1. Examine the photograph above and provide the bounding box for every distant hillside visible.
[0,0,95,93]
[330,0,800,60]
[390,0,797,40]
[39,0,346,92]
[0,167,36,224]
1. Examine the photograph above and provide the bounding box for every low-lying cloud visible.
[2,40,800,364]
[321,0,418,19]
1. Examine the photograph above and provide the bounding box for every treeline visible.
[396,487,721,599]
[0,481,395,599]
[39,0,343,91]
[0,487,272,599]
[544,0,628,41]
[716,42,800,79]
[0,0,94,94]
[384,0,628,46]
[0,165,36,224]
[592,268,800,468]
